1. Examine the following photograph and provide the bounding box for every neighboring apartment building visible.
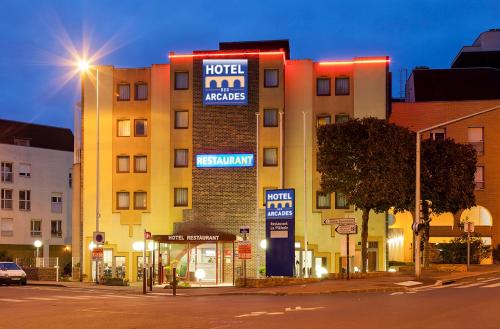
[389,30,500,263]
[0,119,73,265]
[75,40,391,282]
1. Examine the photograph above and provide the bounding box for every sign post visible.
[143,229,147,295]
[238,230,252,286]
[464,221,474,272]
[328,222,358,280]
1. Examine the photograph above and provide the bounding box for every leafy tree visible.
[317,118,415,273]
[437,232,490,264]
[421,138,477,267]
[0,250,12,262]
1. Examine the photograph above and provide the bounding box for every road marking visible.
[267,312,285,315]
[480,283,500,288]
[53,295,89,300]
[0,298,25,303]
[454,283,484,289]
[236,306,324,318]
[479,278,500,283]
[390,292,404,295]
[25,297,56,301]
[395,281,423,287]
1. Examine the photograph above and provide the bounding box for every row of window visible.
[0,189,63,212]
[430,127,485,155]
[174,69,281,90]
[117,119,148,137]
[317,77,350,96]
[1,162,31,183]
[116,191,147,210]
[0,218,62,238]
[117,82,148,101]
[117,156,147,173]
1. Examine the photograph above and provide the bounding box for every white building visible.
[0,119,73,267]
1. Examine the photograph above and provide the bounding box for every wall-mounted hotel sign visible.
[153,234,236,243]
[196,153,254,168]
[203,59,248,105]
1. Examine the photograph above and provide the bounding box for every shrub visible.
[437,233,490,264]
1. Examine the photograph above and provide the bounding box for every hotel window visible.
[19,163,31,177]
[316,115,331,127]
[51,220,62,238]
[335,192,349,209]
[1,189,13,210]
[263,148,278,166]
[430,128,446,141]
[117,156,130,173]
[1,162,13,183]
[174,149,189,168]
[317,78,331,96]
[468,127,484,155]
[19,190,30,211]
[174,188,188,207]
[335,77,350,96]
[264,109,278,127]
[134,191,147,210]
[30,219,41,237]
[117,120,131,137]
[134,156,147,173]
[475,166,484,190]
[117,192,130,210]
[335,114,350,123]
[264,69,279,88]
[263,187,278,206]
[135,82,148,100]
[175,72,189,90]
[135,119,148,137]
[1,218,13,237]
[51,193,63,213]
[316,192,331,209]
[117,83,130,101]
[175,111,189,129]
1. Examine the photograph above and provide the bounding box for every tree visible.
[317,118,415,273]
[438,232,490,264]
[421,138,477,267]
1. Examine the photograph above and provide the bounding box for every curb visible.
[27,282,67,287]
[433,269,500,286]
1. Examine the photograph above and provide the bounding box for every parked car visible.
[0,262,27,285]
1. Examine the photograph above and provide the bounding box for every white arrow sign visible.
[335,224,358,235]
[323,218,356,225]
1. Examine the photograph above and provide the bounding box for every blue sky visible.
[0,0,498,130]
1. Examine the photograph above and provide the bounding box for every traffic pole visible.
[467,226,471,272]
[143,229,146,295]
[346,234,350,280]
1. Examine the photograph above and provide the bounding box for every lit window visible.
[51,220,62,238]
[264,69,279,88]
[18,163,31,177]
[317,192,331,209]
[335,114,350,123]
[317,78,331,96]
[175,72,189,90]
[263,148,278,166]
[468,127,484,155]
[1,162,13,183]
[0,218,13,237]
[135,83,148,100]
[1,189,13,210]
[175,111,189,129]
[335,77,350,95]
[264,109,278,127]
[335,192,349,209]
[174,188,188,207]
[51,193,62,213]
[174,149,189,168]
[30,219,41,237]
[316,115,331,127]
[117,120,131,137]
[135,119,147,137]
[117,156,130,173]
[117,83,130,101]
[475,166,484,190]
[19,190,31,211]
[117,192,130,210]
[134,192,147,210]
[134,156,147,173]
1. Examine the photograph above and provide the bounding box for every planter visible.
[102,278,129,286]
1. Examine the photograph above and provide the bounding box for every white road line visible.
[25,297,56,301]
[0,298,25,303]
[480,283,500,288]
[390,292,404,295]
[100,294,140,299]
[454,283,484,289]
[395,281,423,287]
[479,278,500,283]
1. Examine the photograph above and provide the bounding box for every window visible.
[263,186,278,206]
[1,189,13,210]
[335,192,349,209]
[468,127,484,155]
[135,83,148,100]
[19,190,30,211]
[264,69,279,88]
[68,172,72,188]
[117,83,130,101]
[264,109,278,127]
[134,156,147,173]
[51,193,62,213]
[1,218,13,237]
[117,156,130,173]
[335,77,350,95]
[335,114,350,123]
[51,220,62,238]
[174,188,188,207]
[316,78,331,96]
[175,111,189,129]
[174,149,189,168]
[117,192,130,210]
[30,219,41,237]
[134,191,147,210]
[316,115,331,127]
[117,120,131,137]
[430,128,446,141]
[263,148,278,166]
[14,138,30,146]
[1,162,13,183]
[135,119,147,137]
[19,163,31,177]
[175,72,189,90]
[475,166,484,190]
[316,192,331,209]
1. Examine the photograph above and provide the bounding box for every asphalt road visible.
[0,276,499,329]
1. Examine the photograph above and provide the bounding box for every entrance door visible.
[367,241,378,272]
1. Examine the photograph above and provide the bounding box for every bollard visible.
[149,266,153,291]
[172,267,177,297]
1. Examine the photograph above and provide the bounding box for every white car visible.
[0,262,27,285]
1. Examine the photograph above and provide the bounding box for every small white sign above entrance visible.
[323,218,356,225]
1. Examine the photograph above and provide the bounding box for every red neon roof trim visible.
[169,51,286,59]
[318,58,390,65]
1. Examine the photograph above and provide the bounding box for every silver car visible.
[0,262,27,285]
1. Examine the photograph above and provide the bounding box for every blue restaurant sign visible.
[203,59,248,106]
[196,154,254,168]
[265,189,295,277]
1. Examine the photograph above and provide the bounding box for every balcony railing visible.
[1,230,13,237]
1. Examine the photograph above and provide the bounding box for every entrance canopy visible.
[152,221,236,243]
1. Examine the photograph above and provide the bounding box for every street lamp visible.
[33,240,42,258]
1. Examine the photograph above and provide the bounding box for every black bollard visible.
[172,267,177,297]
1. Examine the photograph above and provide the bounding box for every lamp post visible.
[33,240,42,258]
[413,104,500,280]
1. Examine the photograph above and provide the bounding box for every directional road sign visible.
[323,218,356,225]
[335,224,358,235]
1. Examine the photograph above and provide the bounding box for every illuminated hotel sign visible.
[203,59,248,106]
[196,154,254,168]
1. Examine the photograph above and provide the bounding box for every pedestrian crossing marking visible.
[25,297,56,301]
[480,283,500,288]
[454,283,484,289]
[479,278,500,283]
[395,281,423,287]
[0,298,25,303]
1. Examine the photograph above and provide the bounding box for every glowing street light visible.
[77,59,90,72]
[33,240,42,258]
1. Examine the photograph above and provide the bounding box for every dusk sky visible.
[0,0,498,130]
